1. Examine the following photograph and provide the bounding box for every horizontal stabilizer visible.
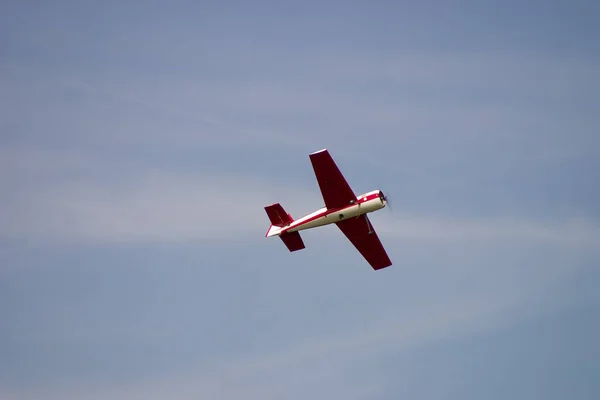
[265,203,293,227]
[280,231,305,252]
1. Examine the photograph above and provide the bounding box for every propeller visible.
[379,190,393,212]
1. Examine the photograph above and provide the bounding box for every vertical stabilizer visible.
[264,203,293,226]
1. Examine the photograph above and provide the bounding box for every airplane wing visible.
[309,149,356,209]
[336,215,392,270]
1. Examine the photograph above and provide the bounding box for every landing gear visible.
[365,215,373,235]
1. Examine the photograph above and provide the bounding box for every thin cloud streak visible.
[3,50,597,155]
[3,169,597,248]
[0,279,536,400]
[377,214,600,249]
[0,171,315,244]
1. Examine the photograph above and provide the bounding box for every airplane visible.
[264,149,392,270]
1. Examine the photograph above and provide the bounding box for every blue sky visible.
[1,1,599,399]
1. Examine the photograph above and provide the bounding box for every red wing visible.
[309,149,356,209]
[336,215,392,270]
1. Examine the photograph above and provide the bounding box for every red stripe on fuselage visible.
[279,192,381,234]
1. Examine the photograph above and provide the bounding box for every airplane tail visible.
[265,203,293,227]
[264,203,305,252]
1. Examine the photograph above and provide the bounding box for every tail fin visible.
[264,203,305,251]
[264,203,293,227]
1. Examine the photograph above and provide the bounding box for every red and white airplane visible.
[264,149,392,270]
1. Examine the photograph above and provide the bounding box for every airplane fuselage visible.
[266,190,386,237]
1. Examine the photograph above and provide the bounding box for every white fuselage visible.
[266,190,386,237]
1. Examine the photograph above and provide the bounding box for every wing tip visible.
[373,260,393,270]
[310,148,328,155]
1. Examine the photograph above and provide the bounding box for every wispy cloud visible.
[3,163,597,250]
[0,170,315,244]
[376,213,600,249]
[0,274,541,400]
[4,48,598,155]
